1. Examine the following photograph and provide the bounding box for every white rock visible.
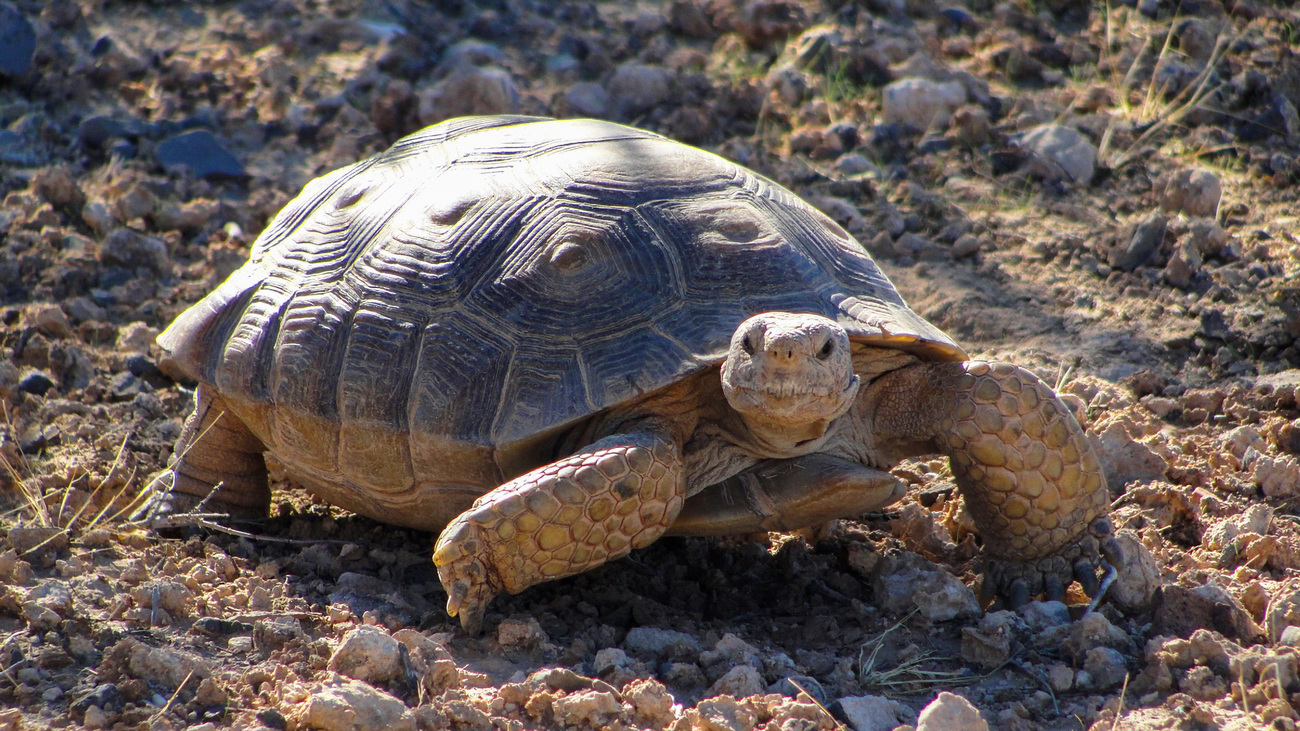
[1064,612,1131,661]
[624,678,677,727]
[839,694,908,731]
[553,690,623,727]
[116,322,159,353]
[708,664,766,698]
[1106,530,1162,613]
[125,639,212,690]
[296,674,415,731]
[1018,123,1096,184]
[1093,422,1168,487]
[82,705,108,729]
[916,691,988,731]
[692,696,757,731]
[497,616,548,650]
[1266,580,1300,644]
[882,78,966,130]
[701,633,761,667]
[1203,503,1274,550]
[328,625,403,683]
[417,66,520,125]
[1161,168,1222,218]
[594,647,633,675]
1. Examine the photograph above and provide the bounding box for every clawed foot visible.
[980,516,1124,611]
[432,517,503,634]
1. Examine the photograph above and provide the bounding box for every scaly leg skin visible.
[132,386,271,522]
[669,454,906,536]
[433,430,686,633]
[864,361,1123,608]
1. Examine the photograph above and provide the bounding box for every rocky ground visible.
[1,0,1299,729]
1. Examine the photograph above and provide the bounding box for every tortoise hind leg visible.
[861,360,1122,608]
[136,386,271,521]
[668,455,906,536]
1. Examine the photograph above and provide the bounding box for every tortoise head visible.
[721,313,859,448]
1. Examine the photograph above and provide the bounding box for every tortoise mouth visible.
[725,373,860,425]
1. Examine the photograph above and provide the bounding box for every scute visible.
[159,116,963,458]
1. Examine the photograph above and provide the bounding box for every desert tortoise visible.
[145,115,1121,632]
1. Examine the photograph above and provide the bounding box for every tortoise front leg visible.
[669,454,906,536]
[433,430,686,633]
[861,361,1122,607]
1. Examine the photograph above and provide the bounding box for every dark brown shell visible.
[161,116,962,463]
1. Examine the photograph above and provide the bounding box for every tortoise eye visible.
[817,340,834,360]
[741,335,755,355]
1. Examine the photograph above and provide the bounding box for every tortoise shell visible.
[160,116,962,509]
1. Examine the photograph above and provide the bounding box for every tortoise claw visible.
[433,519,500,635]
[1073,556,1100,597]
[1004,577,1031,609]
[1043,573,1065,603]
[1101,536,1124,568]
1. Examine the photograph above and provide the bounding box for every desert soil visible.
[1,1,1299,730]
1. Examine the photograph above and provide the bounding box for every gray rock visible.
[435,38,509,76]
[7,526,69,556]
[916,692,988,731]
[157,130,245,180]
[838,694,909,731]
[872,552,980,621]
[960,610,1021,668]
[882,78,965,131]
[1018,600,1071,632]
[606,63,671,118]
[1082,647,1128,689]
[1018,123,1096,184]
[253,615,303,651]
[624,626,700,660]
[951,233,981,258]
[834,152,872,175]
[99,228,172,275]
[1163,239,1202,289]
[563,82,610,118]
[768,674,826,703]
[1108,211,1167,272]
[0,3,35,77]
